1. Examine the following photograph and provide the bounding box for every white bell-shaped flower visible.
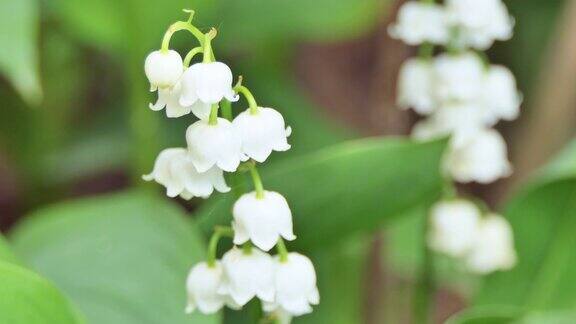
[397,58,436,115]
[431,102,488,144]
[444,128,512,184]
[465,214,517,274]
[263,253,319,317]
[185,261,239,314]
[232,191,296,252]
[233,107,291,163]
[149,81,193,118]
[433,52,485,104]
[482,65,522,124]
[143,148,230,199]
[388,2,449,45]
[144,50,183,90]
[428,199,482,257]
[179,62,239,108]
[186,118,247,173]
[446,0,514,50]
[218,247,275,306]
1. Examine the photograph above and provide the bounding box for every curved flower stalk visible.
[142,10,318,323]
[390,0,519,320]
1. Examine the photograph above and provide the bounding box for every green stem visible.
[242,242,253,255]
[208,104,219,125]
[276,238,289,262]
[233,85,259,114]
[418,42,434,60]
[248,162,265,199]
[221,99,233,120]
[414,209,435,324]
[160,21,204,52]
[183,46,203,67]
[207,226,234,267]
[203,28,217,63]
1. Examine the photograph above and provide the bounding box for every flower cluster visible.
[143,10,318,322]
[390,0,518,274]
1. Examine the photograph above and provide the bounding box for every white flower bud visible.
[233,107,291,163]
[262,253,319,317]
[465,214,517,274]
[482,65,522,124]
[179,62,239,107]
[388,2,449,46]
[232,191,296,252]
[186,118,248,173]
[397,59,436,115]
[218,247,275,306]
[144,50,183,90]
[428,199,482,257]
[143,148,230,199]
[185,261,239,314]
[433,52,485,104]
[444,128,512,184]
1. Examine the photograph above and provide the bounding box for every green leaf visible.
[474,138,576,311]
[0,261,84,324]
[0,234,19,264]
[446,308,576,324]
[0,0,41,104]
[199,137,447,250]
[10,190,219,324]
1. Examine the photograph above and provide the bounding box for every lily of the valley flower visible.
[144,50,183,90]
[218,247,275,306]
[179,62,239,111]
[482,65,522,124]
[428,199,481,257]
[185,261,239,314]
[388,2,449,46]
[186,118,247,173]
[143,148,230,199]
[233,107,292,163]
[232,191,296,252]
[433,52,485,104]
[149,82,193,118]
[397,58,436,115]
[263,253,319,317]
[466,214,517,274]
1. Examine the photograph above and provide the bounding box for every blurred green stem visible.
[414,209,435,324]
[207,226,234,267]
[248,162,265,199]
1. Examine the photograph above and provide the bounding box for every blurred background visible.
[1,0,576,323]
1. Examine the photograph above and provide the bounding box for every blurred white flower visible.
[482,65,522,124]
[186,118,248,173]
[465,214,517,274]
[262,253,319,317]
[232,191,296,252]
[397,58,436,115]
[219,247,275,306]
[185,261,239,314]
[144,50,183,90]
[388,2,449,46]
[433,52,485,104]
[444,128,512,184]
[428,199,482,257]
[149,81,193,118]
[233,107,292,163]
[143,148,230,199]
[179,62,239,108]
[446,0,514,50]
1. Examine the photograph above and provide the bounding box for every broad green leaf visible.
[0,261,84,324]
[446,308,576,324]
[10,190,219,324]
[0,234,18,264]
[199,137,447,249]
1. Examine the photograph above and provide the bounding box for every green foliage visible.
[0,0,41,105]
[445,306,520,324]
[10,190,219,324]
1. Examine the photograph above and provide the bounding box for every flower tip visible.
[185,304,194,314]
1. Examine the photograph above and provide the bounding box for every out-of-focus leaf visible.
[445,306,521,324]
[198,137,447,250]
[0,0,41,105]
[473,138,576,311]
[0,261,84,324]
[10,190,219,324]
[0,234,18,264]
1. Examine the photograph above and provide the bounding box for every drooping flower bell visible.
[233,107,292,163]
[143,148,230,199]
[186,118,247,173]
[149,81,193,118]
[482,65,522,125]
[397,58,436,115]
[185,261,239,314]
[218,247,275,306]
[179,62,239,116]
[428,199,481,257]
[388,2,449,46]
[465,214,517,274]
[232,191,296,252]
[433,52,485,104]
[144,50,184,90]
[262,253,320,316]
